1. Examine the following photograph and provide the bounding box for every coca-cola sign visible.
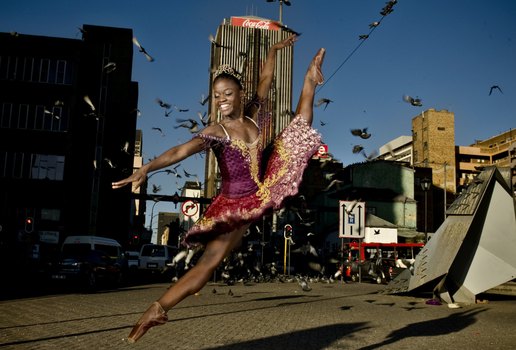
[231,17,280,31]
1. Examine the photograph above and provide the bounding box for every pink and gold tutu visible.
[183,114,321,247]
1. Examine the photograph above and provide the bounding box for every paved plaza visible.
[1,280,515,349]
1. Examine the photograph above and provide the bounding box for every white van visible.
[51,235,124,290]
[139,244,178,273]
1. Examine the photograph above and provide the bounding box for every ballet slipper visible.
[308,48,326,85]
[127,301,168,343]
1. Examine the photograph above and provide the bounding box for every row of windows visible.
[1,102,69,131]
[0,56,73,85]
[0,152,65,180]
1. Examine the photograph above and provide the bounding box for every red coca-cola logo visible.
[242,19,271,29]
[231,17,280,31]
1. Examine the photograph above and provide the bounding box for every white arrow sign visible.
[339,200,366,238]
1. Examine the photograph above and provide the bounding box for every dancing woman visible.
[112,34,325,343]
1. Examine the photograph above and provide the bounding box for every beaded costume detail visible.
[183,114,322,247]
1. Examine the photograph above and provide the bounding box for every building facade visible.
[0,25,139,269]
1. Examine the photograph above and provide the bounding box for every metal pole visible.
[424,190,428,243]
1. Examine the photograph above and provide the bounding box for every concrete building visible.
[412,108,456,194]
[0,25,140,268]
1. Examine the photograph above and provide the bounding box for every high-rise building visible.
[204,16,294,198]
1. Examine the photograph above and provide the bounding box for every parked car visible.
[49,236,124,291]
[138,244,178,274]
[350,258,410,284]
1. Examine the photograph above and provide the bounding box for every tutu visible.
[183,114,321,247]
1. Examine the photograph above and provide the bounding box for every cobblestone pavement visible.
[1,280,515,350]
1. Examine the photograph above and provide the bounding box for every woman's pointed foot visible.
[308,48,326,85]
[127,301,168,343]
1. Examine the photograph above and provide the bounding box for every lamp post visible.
[420,177,431,243]
[148,199,160,233]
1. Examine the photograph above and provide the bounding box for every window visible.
[31,154,65,180]
[1,103,13,128]
[39,59,50,83]
[438,127,445,131]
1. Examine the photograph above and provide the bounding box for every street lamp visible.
[148,199,161,233]
[420,177,431,243]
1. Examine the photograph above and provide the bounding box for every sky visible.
[3,0,515,228]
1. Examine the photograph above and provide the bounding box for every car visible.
[350,259,386,284]
[138,244,178,274]
[49,235,124,291]
[350,258,411,284]
[124,251,140,270]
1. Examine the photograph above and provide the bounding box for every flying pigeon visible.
[155,98,171,110]
[402,94,423,107]
[132,36,154,62]
[315,98,333,110]
[489,85,503,95]
[350,128,371,139]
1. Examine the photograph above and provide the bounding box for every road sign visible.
[339,200,365,238]
[181,200,199,217]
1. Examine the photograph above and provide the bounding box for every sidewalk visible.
[1,280,515,349]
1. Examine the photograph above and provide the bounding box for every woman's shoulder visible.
[195,123,229,143]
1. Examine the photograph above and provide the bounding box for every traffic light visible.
[283,224,293,238]
[131,234,140,245]
[25,217,34,233]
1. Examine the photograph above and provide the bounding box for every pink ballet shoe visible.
[127,301,168,343]
[308,48,326,85]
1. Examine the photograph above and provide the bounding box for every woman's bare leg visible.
[157,225,249,310]
[127,225,249,342]
[295,48,326,126]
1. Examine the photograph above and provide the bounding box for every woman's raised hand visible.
[272,34,297,50]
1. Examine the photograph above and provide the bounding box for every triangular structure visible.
[384,167,516,304]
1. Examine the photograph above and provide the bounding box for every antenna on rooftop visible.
[266,0,291,23]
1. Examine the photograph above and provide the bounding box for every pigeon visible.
[151,127,165,137]
[277,24,301,36]
[352,145,364,154]
[350,128,371,139]
[83,95,96,111]
[359,34,369,40]
[320,120,326,126]
[103,62,117,73]
[361,149,378,161]
[323,179,344,192]
[489,85,503,95]
[174,118,199,133]
[296,276,312,292]
[155,98,171,110]
[174,105,189,112]
[315,98,333,110]
[209,34,228,49]
[104,158,115,168]
[183,169,197,178]
[369,21,380,28]
[44,108,59,119]
[132,36,154,62]
[152,184,161,193]
[402,95,423,107]
[200,94,210,106]
[198,111,210,126]
[121,141,130,154]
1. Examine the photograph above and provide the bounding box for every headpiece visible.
[213,64,242,86]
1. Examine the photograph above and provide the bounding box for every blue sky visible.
[3,0,515,226]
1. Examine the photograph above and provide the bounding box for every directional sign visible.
[339,200,366,238]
